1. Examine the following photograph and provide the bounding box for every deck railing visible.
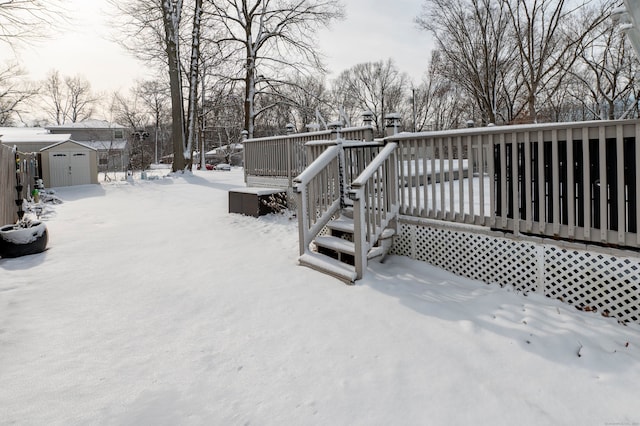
[243,117,640,251]
[293,144,343,256]
[243,125,374,189]
[349,142,399,278]
[390,118,640,249]
[243,130,329,188]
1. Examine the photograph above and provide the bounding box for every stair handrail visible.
[293,144,343,257]
[348,142,399,279]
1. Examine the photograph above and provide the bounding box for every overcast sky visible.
[317,0,433,82]
[0,0,434,93]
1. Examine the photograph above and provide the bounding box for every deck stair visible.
[298,210,396,284]
[294,137,399,284]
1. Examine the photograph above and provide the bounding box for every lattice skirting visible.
[390,217,640,324]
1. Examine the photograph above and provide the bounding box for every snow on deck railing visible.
[243,130,331,187]
[388,118,640,250]
[243,125,375,188]
[349,142,400,279]
[293,145,342,256]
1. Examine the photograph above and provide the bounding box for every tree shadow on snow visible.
[364,255,640,373]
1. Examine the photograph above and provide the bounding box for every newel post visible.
[349,187,367,280]
[384,113,402,137]
[362,111,375,141]
[241,130,249,183]
[285,123,295,188]
[328,121,347,208]
[285,123,295,134]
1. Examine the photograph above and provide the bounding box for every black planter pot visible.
[0,222,48,258]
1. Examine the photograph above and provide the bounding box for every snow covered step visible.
[298,252,357,284]
[378,227,396,240]
[314,235,355,266]
[314,235,355,255]
[327,216,355,240]
[368,227,396,261]
[326,216,355,235]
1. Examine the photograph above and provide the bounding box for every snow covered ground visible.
[1,168,639,425]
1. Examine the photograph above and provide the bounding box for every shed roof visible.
[40,139,97,152]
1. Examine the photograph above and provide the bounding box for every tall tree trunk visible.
[161,0,186,172]
[185,0,203,170]
[244,56,256,139]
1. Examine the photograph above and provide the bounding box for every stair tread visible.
[327,216,355,233]
[314,235,355,254]
[299,252,357,283]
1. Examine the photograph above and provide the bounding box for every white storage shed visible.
[40,140,98,187]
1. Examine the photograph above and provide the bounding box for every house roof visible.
[40,139,97,152]
[0,133,72,145]
[45,119,126,130]
[0,126,48,135]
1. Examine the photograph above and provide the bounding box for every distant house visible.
[46,120,130,173]
[204,143,244,166]
[0,120,131,188]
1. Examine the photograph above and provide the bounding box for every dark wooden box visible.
[228,187,287,217]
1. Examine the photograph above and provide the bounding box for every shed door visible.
[69,152,91,185]
[48,151,92,187]
[49,152,71,187]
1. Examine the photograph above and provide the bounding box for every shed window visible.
[114,129,124,139]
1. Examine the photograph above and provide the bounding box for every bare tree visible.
[410,52,468,131]
[503,0,611,122]
[108,0,166,67]
[185,0,204,167]
[113,0,207,171]
[571,17,639,120]
[136,79,171,164]
[206,0,344,138]
[159,0,187,171]
[42,70,65,125]
[65,75,97,123]
[281,74,332,131]
[40,70,97,124]
[417,0,514,125]
[109,90,152,170]
[331,59,409,135]
[202,80,244,163]
[0,62,38,125]
[0,0,65,46]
